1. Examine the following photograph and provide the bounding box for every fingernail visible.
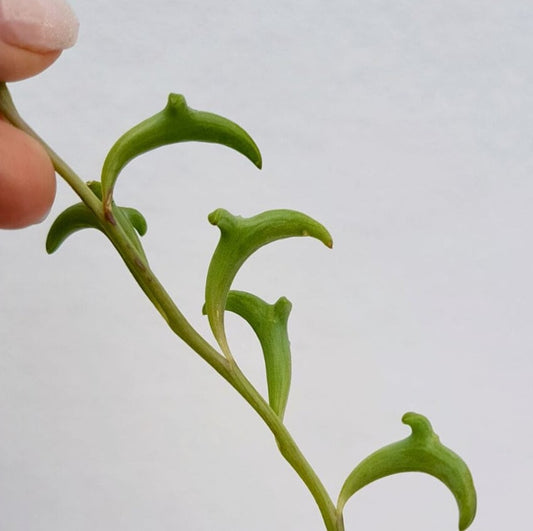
[0,0,79,53]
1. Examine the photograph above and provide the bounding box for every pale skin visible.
[0,40,60,229]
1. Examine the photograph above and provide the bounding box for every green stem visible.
[0,82,343,531]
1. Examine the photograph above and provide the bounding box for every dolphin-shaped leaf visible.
[226,290,292,420]
[46,203,103,254]
[205,208,332,359]
[46,182,147,256]
[337,412,476,530]
[101,93,262,215]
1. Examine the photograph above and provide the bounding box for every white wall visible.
[1,1,531,529]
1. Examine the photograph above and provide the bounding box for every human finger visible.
[0,118,56,229]
[0,0,78,81]
[0,0,78,229]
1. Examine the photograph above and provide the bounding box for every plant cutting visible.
[0,81,477,530]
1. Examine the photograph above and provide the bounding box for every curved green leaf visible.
[205,208,332,358]
[46,203,103,254]
[337,412,476,530]
[47,182,148,255]
[101,93,262,213]
[226,290,292,419]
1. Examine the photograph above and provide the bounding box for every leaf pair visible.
[205,208,332,357]
[338,412,477,530]
[204,208,333,418]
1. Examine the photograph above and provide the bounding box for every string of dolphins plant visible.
[0,81,477,531]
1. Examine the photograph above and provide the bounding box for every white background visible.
[1,1,532,529]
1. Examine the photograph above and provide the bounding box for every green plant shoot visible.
[0,81,476,531]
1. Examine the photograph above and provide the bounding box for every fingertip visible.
[0,0,79,52]
[0,39,61,81]
[0,0,79,81]
[0,120,56,229]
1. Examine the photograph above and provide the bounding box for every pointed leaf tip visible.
[204,208,332,358]
[338,412,476,530]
